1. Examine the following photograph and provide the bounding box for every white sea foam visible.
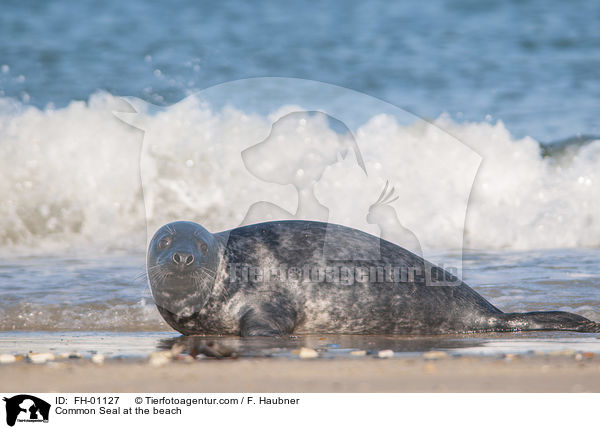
[0,91,598,255]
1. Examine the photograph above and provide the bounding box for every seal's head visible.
[147,221,220,317]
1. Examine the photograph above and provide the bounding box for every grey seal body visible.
[147,220,599,336]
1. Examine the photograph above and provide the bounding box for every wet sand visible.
[2,355,600,393]
[2,331,600,392]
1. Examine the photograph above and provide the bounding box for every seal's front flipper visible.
[498,311,600,333]
[239,302,298,337]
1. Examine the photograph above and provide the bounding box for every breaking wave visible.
[0,91,598,255]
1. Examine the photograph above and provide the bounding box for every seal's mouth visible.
[148,265,197,282]
[166,264,199,277]
[147,263,217,317]
[147,264,217,288]
[165,270,200,281]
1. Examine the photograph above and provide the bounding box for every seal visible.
[147,220,600,336]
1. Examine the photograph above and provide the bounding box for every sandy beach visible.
[2,354,599,393]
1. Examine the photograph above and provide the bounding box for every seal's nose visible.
[172,252,194,267]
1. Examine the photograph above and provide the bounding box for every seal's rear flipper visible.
[498,311,600,333]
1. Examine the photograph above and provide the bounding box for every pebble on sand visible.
[423,351,448,360]
[170,344,185,356]
[0,354,16,364]
[149,351,171,367]
[148,344,186,367]
[378,350,394,358]
[28,353,56,364]
[91,354,105,365]
[298,347,319,359]
[574,352,595,361]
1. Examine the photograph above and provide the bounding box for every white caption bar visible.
[0,393,597,429]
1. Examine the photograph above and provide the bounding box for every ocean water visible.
[0,0,599,355]
[1,0,599,140]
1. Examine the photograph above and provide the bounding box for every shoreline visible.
[2,354,600,393]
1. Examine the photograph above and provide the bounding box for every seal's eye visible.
[198,241,208,255]
[158,237,172,250]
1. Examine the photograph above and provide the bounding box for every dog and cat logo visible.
[2,395,50,426]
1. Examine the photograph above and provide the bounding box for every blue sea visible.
[0,0,599,357]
